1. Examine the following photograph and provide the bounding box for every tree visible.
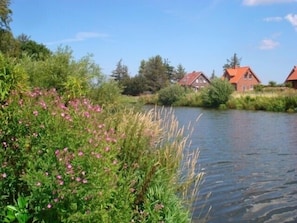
[268,81,277,87]
[201,78,235,107]
[111,59,129,82]
[0,29,20,57]
[122,75,146,96]
[17,34,51,60]
[172,64,186,82]
[210,70,216,80]
[0,0,12,31]
[164,58,174,82]
[138,55,168,93]
[223,53,241,69]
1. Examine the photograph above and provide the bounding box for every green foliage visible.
[0,30,20,57]
[122,75,146,96]
[223,53,241,69]
[4,195,31,223]
[18,47,103,97]
[17,34,51,60]
[89,80,122,107]
[254,84,264,92]
[175,91,203,107]
[0,89,200,222]
[139,55,169,93]
[226,94,297,112]
[201,78,235,107]
[268,81,277,87]
[111,59,129,82]
[0,53,29,103]
[158,84,186,106]
[0,0,12,30]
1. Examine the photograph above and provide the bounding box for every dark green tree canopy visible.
[138,55,169,93]
[17,34,51,60]
[172,64,186,82]
[223,53,241,70]
[111,59,129,82]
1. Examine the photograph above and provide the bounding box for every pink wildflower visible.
[36,182,41,186]
[78,151,83,156]
[76,177,81,182]
[105,147,110,152]
[33,110,38,116]
[59,180,64,185]
[47,204,52,209]
[39,100,47,109]
[82,179,88,184]
[67,164,72,169]
[84,112,90,118]
[2,173,7,178]
[56,175,62,180]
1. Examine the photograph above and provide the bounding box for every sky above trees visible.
[10,0,297,84]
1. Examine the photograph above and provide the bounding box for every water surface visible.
[171,107,297,223]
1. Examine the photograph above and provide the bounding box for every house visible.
[285,66,297,89]
[178,71,210,90]
[222,66,261,92]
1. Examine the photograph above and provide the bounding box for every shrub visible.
[158,84,185,106]
[0,53,29,103]
[201,78,234,108]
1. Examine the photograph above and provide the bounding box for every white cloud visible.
[46,32,108,45]
[243,0,296,6]
[259,39,279,50]
[263,16,283,22]
[285,13,297,31]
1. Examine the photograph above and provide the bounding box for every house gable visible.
[285,66,297,89]
[179,71,210,90]
[222,66,261,92]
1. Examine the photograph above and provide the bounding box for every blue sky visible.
[10,0,297,84]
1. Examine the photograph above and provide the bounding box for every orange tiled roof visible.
[286,66,297,81]
[224,66,260,83]
[179,71,203,86]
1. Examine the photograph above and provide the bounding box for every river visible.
[167,107,297,223]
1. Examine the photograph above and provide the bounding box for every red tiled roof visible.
[179,71,203,86]
[286,66,297,81]
[224,66,261,83]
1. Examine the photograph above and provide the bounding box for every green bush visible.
[158,84,185,106]
[0,53,29,103]
[0,89,201,222]
[201,78,235,108]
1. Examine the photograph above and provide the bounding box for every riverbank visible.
[138,87,297,113]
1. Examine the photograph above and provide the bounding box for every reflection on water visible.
[169,107,297,223]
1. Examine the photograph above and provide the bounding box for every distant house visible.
[285,66,297,89]
[178,71,210,90]
[222,66,261,92]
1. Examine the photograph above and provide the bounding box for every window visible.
[244,73,248,79]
